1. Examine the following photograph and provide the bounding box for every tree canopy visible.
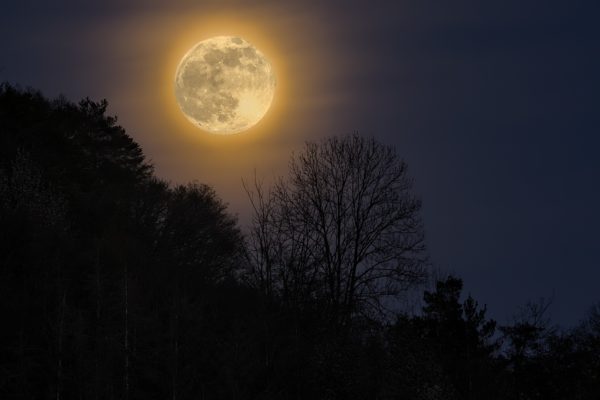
[1,84,598,400]
[245,134,427,322]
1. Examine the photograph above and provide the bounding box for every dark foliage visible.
[0,84,598,399]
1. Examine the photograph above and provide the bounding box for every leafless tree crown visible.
[244,134,427,319]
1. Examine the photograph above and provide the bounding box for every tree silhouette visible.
[0,84,245,399]
[245,134,427,323]
[415,276,499,399]
[2,83,600,400]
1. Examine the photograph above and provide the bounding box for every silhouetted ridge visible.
[0,83,598,400]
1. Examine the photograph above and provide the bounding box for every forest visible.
[1,83,599,399]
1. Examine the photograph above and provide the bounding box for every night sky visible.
[2,0,599,326]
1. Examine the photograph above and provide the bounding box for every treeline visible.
[0,84,598,399]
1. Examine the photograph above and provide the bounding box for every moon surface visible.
[174,36,276,135]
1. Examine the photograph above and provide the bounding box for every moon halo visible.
[174,36,276,135]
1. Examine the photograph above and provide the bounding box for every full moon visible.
[174,36,276,135]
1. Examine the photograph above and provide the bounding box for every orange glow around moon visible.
[160,15,290,142]
[174,36,276,135]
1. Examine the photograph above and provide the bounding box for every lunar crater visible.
[175,36,276,134]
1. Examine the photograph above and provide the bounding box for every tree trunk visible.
[56,291,66,400]
[124,262,129,400]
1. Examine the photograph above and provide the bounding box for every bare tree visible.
[245,134,427,321]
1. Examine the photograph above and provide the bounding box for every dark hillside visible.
[1,84,598,400]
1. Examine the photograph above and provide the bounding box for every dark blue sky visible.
[2,0,599,326]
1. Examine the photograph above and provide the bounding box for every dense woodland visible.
[0,83,599,399]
